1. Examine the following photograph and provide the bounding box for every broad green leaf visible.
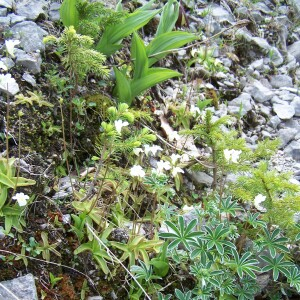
[0,188,7,210]
[11,177,36,187]
[113,67,132,105]
[96,9,161,56]
[131,68,182,98]
[156,0,179,36]
[147,31,197,66]
[0,173,15,188]
[131,32,148,80]
[60,0,79,28]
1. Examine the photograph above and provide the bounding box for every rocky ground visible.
[0,0,300,299]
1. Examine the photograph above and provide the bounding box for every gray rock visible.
[251,37,271,53]
[210,4,235,24]
[270,75,293,89]
[268,115,281,129]
[291,97,300,116]
[253,2,272,14]
[0,274,38,300]
[269,47,284,66]
[0,16,9,26]
[256,274,270,291]
[0,7,7,16]
[290,0,300,17]
[0,0,13,9]
[22,73,36,86]
[186,170,213,186]
[284,140,300,161]
[11,21,47,53]
[9,13,26,25]
[278,128,297,148]
[0,73,19,95]
[87,297,104,300]
[1,57,14,69]
[288,41,300,62]
[15,49,42,74]
[244,80,274,103]
[273,103,295,120]
[249,59,264,70]
[227,93,252,117]
[15,0,48,20]
[52,191,69,200]
[49,2,60,21]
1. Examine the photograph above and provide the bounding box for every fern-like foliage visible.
[181,110,231,147]
[76,1,126,39]
[231,161,300,237]
[44,26,109,83]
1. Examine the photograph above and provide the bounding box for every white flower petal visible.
[130,165,145,178]
[114,119,129,134]
[133,148,143,156]
[5,40,20,58]
[12,192,29,206]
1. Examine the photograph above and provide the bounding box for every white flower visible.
[133,148,144,156]
[191,48,198,57]
[130,165,145,178]
[170,153,181,164]
[156,160,171,173]
[254,194,267,212]
[180,153,190,163]
[182,205,194,213]
[168,131,180,142]
[114,119,129,134]
[190,104,201,116]
[5,40,20,58]
[149,145,163,156]
[144,144,163,156]
[12,192,29,206]
[0,61,7,71]
[223,149,242,163]
[172,166,184,177]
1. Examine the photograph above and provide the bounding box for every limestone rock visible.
[0,0,13,9]
[227,93,253,116]
[291,96,300,116]
[186,170,213,187]
[278,128,297,148]
[273,103,295,120]
[244,80,274,103]
[0,274,38,300]
[15,0,48,20]
[288,41,300,62]
[270,75,293,89]
[15,49,42,74]
[11,21,47,53]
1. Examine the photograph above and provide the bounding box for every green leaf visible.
[131,32,148,80]
[156,0,179,36]
[60,0,79,28]
[113,67,132,105]
[96,9,161,56]
[130,68,182,98]
[147,31,197,66]
[0,173,15,188]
